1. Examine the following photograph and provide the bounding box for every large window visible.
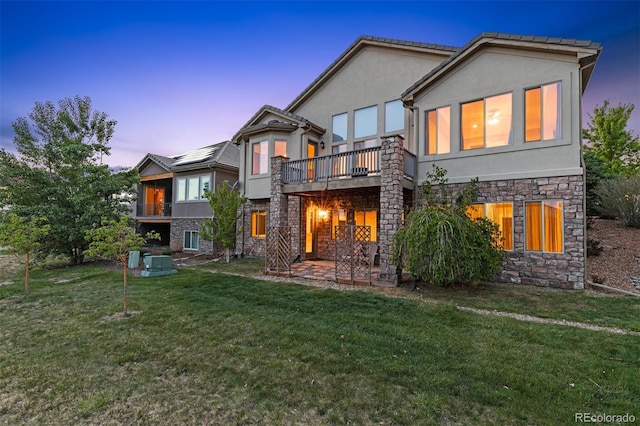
[183,231,199,250]
[332,113,348,142]
[467,203,513,250]
[251,210,266,238]
[176,175,210,201]
[426,106,451,155]
[525,82,561,142]
[385,100,404,133]
[354,105,377,139]
[461,93,512,150]
[526,200,563,252]
[355,210,377,242]
[252,140,269,175]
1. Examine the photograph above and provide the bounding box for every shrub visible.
[595,176,640,227]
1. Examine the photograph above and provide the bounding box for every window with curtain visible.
[525,82,561,142]
[461,93,512,150]
[251,210,266,238]
[525,200,563,252]
[426,106,451,155]
[466,203,513,250]
[355,210,377,242]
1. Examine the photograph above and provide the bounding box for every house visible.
[232,33,601,289]
[133,140,240,254]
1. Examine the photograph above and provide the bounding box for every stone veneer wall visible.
[236,199,270,257]
[424,175,585,289]
[170,217,223,255]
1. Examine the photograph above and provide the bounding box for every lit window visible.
[461,93,512,150]
[275,140,287,157]
[466,203,513,250]
[252,140,269,175]
[525,82,561,142]
[426,106,451,155]
[354,105,377,139]
[355,210,377,242]
[176,175,210,201]
[251,210,266,238]
[331,209,347,239]
[385,100,404,133]
[332,144,347,177]
[184,231,199,250]
[332,113,348,142]
[353,139,378,171]
[526,200,563,252]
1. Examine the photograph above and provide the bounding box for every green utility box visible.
[141,255,177,277]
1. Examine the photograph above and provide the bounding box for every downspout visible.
[404,102,420,208]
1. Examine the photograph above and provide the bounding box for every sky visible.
[1,0,639,168]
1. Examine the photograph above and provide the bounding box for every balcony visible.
[136,203,172,217]
[281,146,415,186]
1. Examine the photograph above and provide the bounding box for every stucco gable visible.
[232,105,324,144]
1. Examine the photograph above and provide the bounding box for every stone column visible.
[378,135,404,284]
[270,156,288,227]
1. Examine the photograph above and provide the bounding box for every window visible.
[332,113,348,142]
[354,105,377,139]
[385,100,404,133]
[355,210,377,242]
[176,175,210,201]
[251,210,266,238]
[467,203,513,250]
[353,139,378,171]
[426,106,451,155]
[525,82,561,142]
[526,200,563,252]
[461,93,512,150]
[252,140,269,175]
[332,144,347,176]
[184,231,199,250]
[331,209,347,239]
[274,140,287,157]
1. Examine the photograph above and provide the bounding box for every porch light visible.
[320,140,325,149]
[318,209,329,221]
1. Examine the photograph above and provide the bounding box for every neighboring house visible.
[134,140,240,254]
[232,33,601,289]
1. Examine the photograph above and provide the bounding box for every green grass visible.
[1,261,639,425]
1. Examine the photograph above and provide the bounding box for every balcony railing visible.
[282,147,381,184]
[282,146,416,184]
[136,203,172,217]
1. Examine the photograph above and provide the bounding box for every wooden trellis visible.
[335,224,373,285]
[266,226,291,275]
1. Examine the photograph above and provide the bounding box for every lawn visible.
[1,259,638,425]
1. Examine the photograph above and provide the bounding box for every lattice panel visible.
[266,226,291,275]
[335,225,372,284]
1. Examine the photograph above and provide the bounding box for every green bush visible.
[595,175,640,227]
[392,165,505,286]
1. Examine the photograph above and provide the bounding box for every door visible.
[305,208,317,259]
[145,187,165,216]
[307,141,318,181]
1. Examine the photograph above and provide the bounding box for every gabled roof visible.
[402,32,602,102]
[135,140,239,174]
[134,153,175,173]
[232,104,325,144]
[286,35,457,113]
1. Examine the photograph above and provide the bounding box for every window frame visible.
[332,112,348,143]
[425,106,451,155]
[176,174,211,202]
[384,99,404,133]
[461,92,513,150]
[183,230,199,250]
[251,210,267,238]
[467,202,514,251]
[525,81,562,142]
[354,105,378,139]
[251,140,269,175]
[525,200,564,253]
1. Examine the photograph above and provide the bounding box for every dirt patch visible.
[586,218,640,291]
[0,253,23,278]
[100,311,141,322]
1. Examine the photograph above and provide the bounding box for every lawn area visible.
[1,259,638,425]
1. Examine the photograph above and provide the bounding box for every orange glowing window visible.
[525,82,561,142]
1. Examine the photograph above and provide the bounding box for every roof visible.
[136,140,240,174]
[402,32,602,101]
[286,35,457,112]
[232,104,325,144]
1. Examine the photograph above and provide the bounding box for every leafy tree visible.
[0,96,139,264]
[594,176,640,228]
[201,181,247,263]
[0,213,50,293]
[392,165,505,286]
[84,216,160,317]
[583,101,639,176]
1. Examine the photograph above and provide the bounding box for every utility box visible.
[141,255,177,277]
[127,251,140,269]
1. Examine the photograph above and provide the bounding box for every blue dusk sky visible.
[1,0,639,168]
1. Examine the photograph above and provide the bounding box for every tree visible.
[84,216,159,317]
[0,96,139,264]
[0,213,50,294]
[392,165,505,286]
[594,176,640,228]
[583,101,640,176]
[201,181,247,263]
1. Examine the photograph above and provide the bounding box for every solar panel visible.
[172,145,219,166]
